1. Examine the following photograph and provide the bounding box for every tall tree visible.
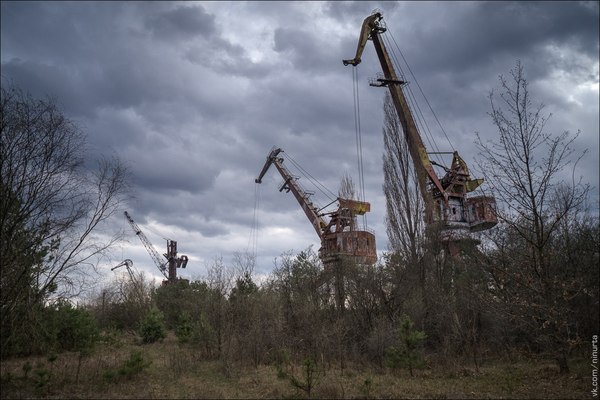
[382,93,426,265]
[381,92,428,326]
[0,83,128,357]
[475,61,591,373]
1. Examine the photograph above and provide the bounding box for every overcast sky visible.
[2,1,598,285]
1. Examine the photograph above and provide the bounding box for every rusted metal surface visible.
[467,196,498,232]
[338,198,371,214]
[320,230,377,266]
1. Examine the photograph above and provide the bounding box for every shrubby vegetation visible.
[139,307,166,344]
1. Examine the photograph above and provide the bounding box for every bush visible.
[139,307,166,344]
[104,350,151,382]
[175,312,194,344]
[191,313,217,353]
[51,301,99,353]
[277,357,322,398]
[386,315,427,376]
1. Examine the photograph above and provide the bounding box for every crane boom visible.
[342,12,381,67]
[111,259,136,282]
[124,211,168,279]
[256,147,326,238]
[111,259,133,271]
[344,12,497,248]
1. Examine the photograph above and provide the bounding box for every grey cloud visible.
[272,27,350,74]
[324,1,400,21]
[391,1,599,80]
[1,55,167,119]
[145,4,216,40]
[1,2,87,62]
[1,59,76,108]
[184,38,274,79]
[129,155,217,195]
[81,107,149,152]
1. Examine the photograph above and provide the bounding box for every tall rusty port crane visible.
[343,11,497,254]
[255,147,377,268]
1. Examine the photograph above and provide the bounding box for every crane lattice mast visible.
[124,211,168,279]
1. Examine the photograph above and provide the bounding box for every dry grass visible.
[0,332,590,399]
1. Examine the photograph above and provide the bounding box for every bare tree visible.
[382,93,426,265]
[381,92,430,331]
[0,83,128,356]
[475,61,591,373]
[205,256,233,360]
[477,61,588,268]
[338,172,357,200]
[232,250,256,281]
[90,269,153,330]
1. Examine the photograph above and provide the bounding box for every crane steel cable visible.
[381,32,445,166]
[352,66,368,229]
[141,219,171,243]
[385,28,456,153]
[380,31,440,160]
[247,182,261,258]
[285,152,338,202]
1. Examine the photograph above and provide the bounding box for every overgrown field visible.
[0,331,590,399]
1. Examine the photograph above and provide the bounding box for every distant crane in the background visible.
[111,259,149,309]
[123,211,188,284]
[111,259,136,281]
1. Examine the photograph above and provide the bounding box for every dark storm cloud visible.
[0,2,88,62]
[392,1,598,79]
[145,4,216,40]
[2,52,179,119]
[1,59,79,110]
[323,1,401,26]
[273,27,335,72]
[130,154,217,195]
[2,3,175,113]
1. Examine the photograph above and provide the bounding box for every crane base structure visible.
[321,230,377,266]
